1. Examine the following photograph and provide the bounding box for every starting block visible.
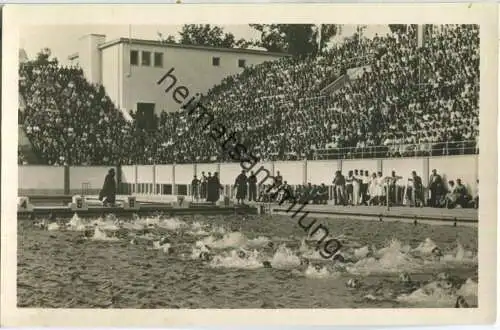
[217,196,233,207]
[123,196,140,210]
[17,196,34,212]
[68,195,88,211]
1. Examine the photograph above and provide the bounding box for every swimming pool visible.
[17,213,478,308]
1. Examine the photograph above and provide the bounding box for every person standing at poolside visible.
[207,172,223,204]
[99,168,116,207]
[353,170,361,206]
[200,171,207,200]
[248,171,257,202]
[234,170,248,205]
[191,175,200,202]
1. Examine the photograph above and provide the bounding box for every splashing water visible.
[67,213,87,231]
[91,227,119,241]
[157,217,187,231]
[246,236,271,249]
[47,222,60,231]
[347,239,421,275]
[270,245,301,269]
[201,232,248,249]
[209,249,263,269]
[304,264,340,279]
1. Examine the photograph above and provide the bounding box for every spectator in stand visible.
[19,25,478,166]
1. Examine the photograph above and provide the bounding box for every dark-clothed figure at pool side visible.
[200,172,207,199]
[207,172,223,204]
[234,170,248,205]
[248,171,257,202]
[191,175,200,201]
[99,168,116,206]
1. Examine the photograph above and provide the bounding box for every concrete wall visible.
[118,43,285,114]
[18,155,478,196]
[18,166,65,195]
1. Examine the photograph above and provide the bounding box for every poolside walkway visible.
[269,203,478,224]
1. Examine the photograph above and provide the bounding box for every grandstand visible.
[18,24,478,175]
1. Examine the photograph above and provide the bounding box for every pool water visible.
[17,213,478,308]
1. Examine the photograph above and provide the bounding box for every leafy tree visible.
[249,24,339,57]
[158,25,250,49]
[34,47,57,65]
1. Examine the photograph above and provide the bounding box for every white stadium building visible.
[67,34,288,119]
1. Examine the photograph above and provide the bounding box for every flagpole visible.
[128,24,132,77]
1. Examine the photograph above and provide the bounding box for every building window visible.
[238,59,246,68]
[212,57,220,66]
[130,50,139,65]
[154,52,163,68]
[142,51,151,66]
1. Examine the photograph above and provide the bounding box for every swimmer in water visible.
[455,295,469,308]
[199,251,213,262]
[346,278,362,289]
[262,261,272,268]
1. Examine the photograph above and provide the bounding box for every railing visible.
[313,140,478,160]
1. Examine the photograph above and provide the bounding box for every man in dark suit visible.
[99,168,116,207]
[248,171,257,202]
[429,169,444,207]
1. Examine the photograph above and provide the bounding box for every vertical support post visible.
[172,163,176,195]
[64,165,70,195]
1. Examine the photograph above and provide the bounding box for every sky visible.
[20,24,390,65]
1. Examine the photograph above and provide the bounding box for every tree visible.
[34,47,57,65]
[158,25,251,49]
[249,24,339,57]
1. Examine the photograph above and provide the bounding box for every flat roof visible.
[98,38,290,57]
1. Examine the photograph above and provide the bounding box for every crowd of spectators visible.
[18,25,479,166]
[257,168,477,209]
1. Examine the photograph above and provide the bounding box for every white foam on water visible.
[67,213,87,231]
[187,222,210,236]
[201,232,248,249]
[246,236,271,249]
[270,245,301,269]
[121,221,145,231]
[136,216,160,228]
[152,241,172,253]
[457,278,478,295]
[209,249,263,269]
[157,217,187,231]
[91,227,119,241]
[191,242,211,260]
[210,225,227,235]
[47,222,60,231]
[353,246,372,259]
[347,239,420,275]
[396,279,468,307]
[440,242,477,264]
[412,237,439,255]
[304,265,340,279]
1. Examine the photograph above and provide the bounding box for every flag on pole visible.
[316,24,322,54]
[417,24,424,48]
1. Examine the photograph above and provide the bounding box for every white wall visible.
[306,160,339,184]
[117,42,285,115]
[69,166,110,191]
[17,155,479,196]
[101,45,121,109]
[18,166,65,194]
